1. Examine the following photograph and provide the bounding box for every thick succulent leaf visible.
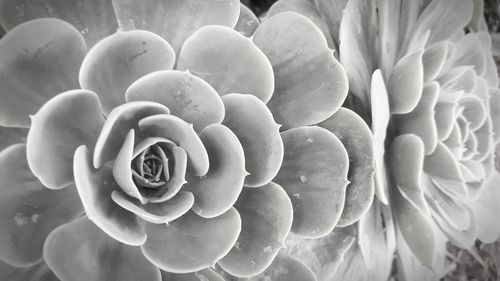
[112,0,240,54]
[0,18,86,127]
[319,107,375,226]
[74,146,146,246]
[0,260,58,281]
[274,126,349,238]
[396,227,442,281]
[184,124,245,218]
[423,142,468,197]
[461,94,486,131]
[489,88,500,142]
[235,3,259,37]
[390,173,436,268]
[473,116,494,162]
[445,33,486,76]
[472,173,500,243]
[142,209,241,273]
[221,94,283,187]
[424,177,470,231]
[161,268,224,281]
[126,70,224,132]
[396,82,439,155]
[283,226,356,280]
[80,29,175,114]
[0,126,27,152]
[0,0,117,47]
[139,114,209,176]
[313,0,347,46]
[177,26,274,103]
[253,12,348,128]
[370,70,390,204]
[266,0,335,48]
[111,191,194,224]
[112,129,146,203]
[387,51,423,114]
[148,146,188,203]
[440,68,477,96]
[422,41,448,82]
[430,204,477,249]
[390,134,428,213]
[0,144,83,267]
[358,201,396,279]
[239,252,317,281]
[409,0,473,47]
[93,101,170,168]
[218,182,293,277]
[27,90,105,190]
[44,216,161,281]
[338,0,375,106]
[435,101,458,141]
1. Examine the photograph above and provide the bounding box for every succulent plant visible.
[265,0,500,280]
[0,0,364,280]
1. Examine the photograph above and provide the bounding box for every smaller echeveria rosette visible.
[0,1,358,281]
[265,0,500,280]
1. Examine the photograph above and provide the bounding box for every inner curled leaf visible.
[132,144,172,197]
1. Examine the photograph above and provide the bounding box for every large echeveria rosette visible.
[0,1,354,281]
[267,0,500,280]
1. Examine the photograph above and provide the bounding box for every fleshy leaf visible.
[274,126,349,238]
[387,51,423,114]
[445,33,486,76]
[44,216,161,281]
[177,26,274,103]
[396,82,439,155]
[80,29,175,114]
[267,0,335,48]
[390,134,428,214]
[0,144,83,267]
[235,3,259,37]
[222,94,283,187]
[489,88,500,142]
[390,173,436,268]
[141,209,241,273]
[112,0,240,54]
[27,90,105,190]
[283,226,356,280]
[161,268,224,281]
[358,201,396,279]
[184,124,245,218]
[0,18,86,127]
[338,0,375,106]
[0,259,58,281]
[423,142,468,197]
[74,146,146,246]
[396,226,443,281]
[409,0,473,47]
[239,252,317,281]
[139,114,209,176]
[422,41,448,82]
[111,191,194,224]
[0,0,117,47]
[253,12,348,128]
[472,173,500,243]
[112,129,146,203]
[371,69,391,204]
[218,182,293,277]
[319,107,375,226]
[126,70,224,132]
[148,146,188,203]
[93,101,170,169]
